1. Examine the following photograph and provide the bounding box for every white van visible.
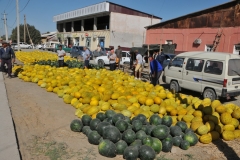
[45,41,60,51]
[163,51,240,101]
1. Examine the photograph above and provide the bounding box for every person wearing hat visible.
[0,41,15,78]
[149,55,163,86]
[115,45,122,69]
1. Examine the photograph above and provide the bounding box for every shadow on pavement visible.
[212,139,240,160]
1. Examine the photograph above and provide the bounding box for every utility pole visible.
[16,0,20,51]
[24,15,26,43]
[2,12,8,41]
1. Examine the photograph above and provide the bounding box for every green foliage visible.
[11,24,41,44]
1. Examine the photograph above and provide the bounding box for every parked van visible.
[45,41,60,51]
[163,51,240,101]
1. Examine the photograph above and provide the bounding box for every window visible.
[186,59,205,72]
[122,52,127,57]
[86,37,91,48]
[171,57,184,67]
[228,59,240,76]
[204,60,223,75]
[165,40,173,45]
[205,45,213,52]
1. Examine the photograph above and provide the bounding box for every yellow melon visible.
[193,110,204,117]
[220,112,232,125]
[191,121,204,131]
[182,115,194,123]
[233,130,240,138]
[222,130,235,141]
[145,98,154,106]
[197,125,209,135]
[223,124,235,131]
[215,105,226,114]
[199,134,212,144]
[154,97,162,104]
[205,121,215,132]
[232,109,240,119]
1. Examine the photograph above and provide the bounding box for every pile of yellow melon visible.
[15,51,74,64]
[13,63,240,144]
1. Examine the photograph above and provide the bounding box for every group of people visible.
[0,39,16,79]
[105,45,122,71]
[133,49,165,86]
[56,45,90,68]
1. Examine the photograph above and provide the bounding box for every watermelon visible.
[106,117,113,125]
[149,114,162,125]
[96,121,111,136]
[70,119,83,132]
[132,120,143,132]
[185,128,194,134]
[112,113,125,124]
[102,126,121,143]
[176,121,188,132]
[122,129,136,144]
[124,116,131,124]
[135,114,147,124]
[162,136,173,152]
[127,123,133,130]
[183,132,198,146]
[105,110,116,118]
[142,136,153,146]
[146,125,156,135]
[88,131,101,145]
[90,118,101,130]
[162,115,173,127]
[123,146,139,160]
[139,145,156,160]
[151,125,170,140]
[130,139,142,150]
[82,126,92,136]
[81,115,92,126]
[136,130,147,141]
[115,120,128,132]
[172,136,183,147]
[98,139,116,158]
[141,125,148,133]
[115,140,128,155]
[180,140,190,150]
[151,137,162,154]
[170,126,182,137]
[96,112,106,121]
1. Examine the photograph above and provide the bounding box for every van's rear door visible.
[227,59,240,96]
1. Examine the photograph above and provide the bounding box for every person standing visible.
[158,49,166,66]
[115,45,122,69]
[109,48,116,71]
[149,55,163,86]
[0,41,15,78]
[57,45,66,67]
[83,46,90,69]
[135,50,143,80]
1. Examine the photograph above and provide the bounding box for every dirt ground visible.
[4,74,240,160]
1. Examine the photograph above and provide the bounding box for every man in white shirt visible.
[57,45,66,67]
[83,46,91,68]
[135,50,143,80]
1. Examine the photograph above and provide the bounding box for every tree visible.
[11,24,41,44]
[1,35,6,39]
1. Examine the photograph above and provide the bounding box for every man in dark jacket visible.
[0,41,15,78]
[149,55,163,86]
[158,49,166,66]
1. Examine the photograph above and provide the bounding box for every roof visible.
[53,1,161,22]
[176,51,240,60]
[41,32,57,37]
[145,0,237,29]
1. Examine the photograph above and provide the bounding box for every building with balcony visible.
[53,1,161,51]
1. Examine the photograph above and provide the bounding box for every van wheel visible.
[203,88,216,101]
[170,81,179,93]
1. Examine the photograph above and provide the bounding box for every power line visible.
[8,18,17,28]
[19,0,31,13]
[4,0,13,11]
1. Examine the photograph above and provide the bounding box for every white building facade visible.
[53,2,161,51]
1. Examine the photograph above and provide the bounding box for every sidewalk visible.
[0,73,21,160]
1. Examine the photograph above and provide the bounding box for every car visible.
[161,53,176,70]
[54,44,71,53]
[36,44,42,49]
[19,42,32,49]
[70,46,93,60]
[163,51,240,101]
[11,43,21,51]
[95,51,130,67]
[93,47,107,57]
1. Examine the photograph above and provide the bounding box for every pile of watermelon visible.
[70,110,198,159]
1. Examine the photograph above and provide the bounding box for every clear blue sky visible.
[0,0,231,36]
